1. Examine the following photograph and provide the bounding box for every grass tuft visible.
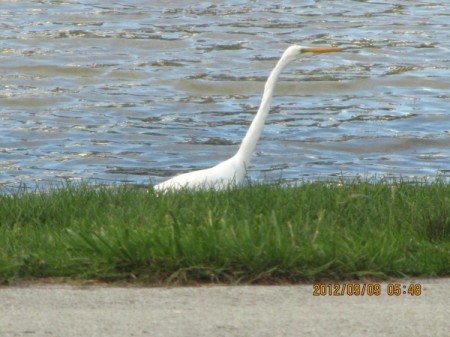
[0,180,449,284]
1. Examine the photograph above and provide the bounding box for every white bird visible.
[154,45,342,191]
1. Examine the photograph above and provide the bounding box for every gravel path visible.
[1,278,449,337]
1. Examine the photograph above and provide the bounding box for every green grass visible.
[0,179,449,284]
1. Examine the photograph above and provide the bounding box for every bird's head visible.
[282,45,342,63]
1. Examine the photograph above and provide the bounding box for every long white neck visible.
[235,53,292,168]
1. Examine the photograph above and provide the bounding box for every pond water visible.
[1,1,449,189]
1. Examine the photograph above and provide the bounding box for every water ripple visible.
[1,1,449,188]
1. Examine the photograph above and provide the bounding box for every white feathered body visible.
[154,45,341,191]
[154,154,246,191]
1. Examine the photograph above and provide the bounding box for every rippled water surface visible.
[1,1,449,189]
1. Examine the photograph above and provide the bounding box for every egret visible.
[154,45,342,191]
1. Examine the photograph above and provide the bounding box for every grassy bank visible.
[0,180,449,284]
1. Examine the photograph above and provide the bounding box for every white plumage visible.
[155,45,341,191]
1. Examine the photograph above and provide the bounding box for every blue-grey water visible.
[1,1,449,189]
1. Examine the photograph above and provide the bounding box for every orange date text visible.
[312,283,382,296]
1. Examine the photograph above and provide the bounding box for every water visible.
[1,1,449,189]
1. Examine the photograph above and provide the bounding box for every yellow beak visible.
[303,47,343,53]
